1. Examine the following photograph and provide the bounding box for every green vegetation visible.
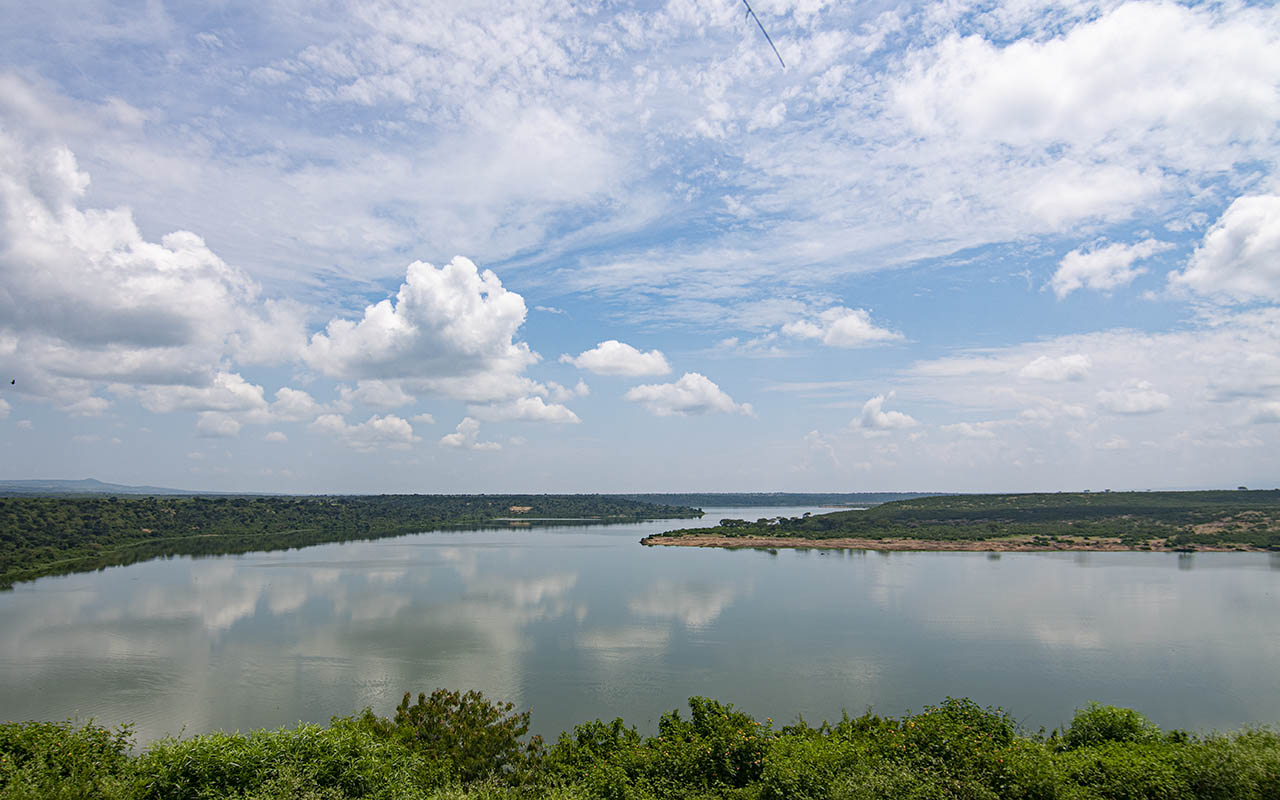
[645,490,1280,551]
[0,495,699,589]
[4,694,1278,799]
[621,493,936,509]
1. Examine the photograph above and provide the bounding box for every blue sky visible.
[1,0,1278,493]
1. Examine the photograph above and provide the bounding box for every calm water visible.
[1,506,1278,745]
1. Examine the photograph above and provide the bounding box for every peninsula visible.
[641,490,1280,552]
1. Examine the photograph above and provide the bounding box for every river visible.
[1,506,1277,744]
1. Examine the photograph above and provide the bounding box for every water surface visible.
[1,506,1277,743]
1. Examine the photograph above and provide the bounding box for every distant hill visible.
[0,478,203,496]
[620,492,939,508]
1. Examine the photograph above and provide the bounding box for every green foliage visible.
[131,718,450,799]
[360,689,542,785]
[3,697,1280,800]
[0,719,133,800]
[1062,703,1163,750]
[643,697,773,797]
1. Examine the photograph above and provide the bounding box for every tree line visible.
[0,494,700,589]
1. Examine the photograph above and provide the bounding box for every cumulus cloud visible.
[439,417,501,450]
[854,392,917,430]
[781,307,901,348]
[467,396,580,424]
[0,132,297,405]
[893,3,1280,155]
[624,373,753,417]
[560,340,670,376]
[310,413,418,451]
[1096,380,1172,415]
[1019,354,1092,381]
[0,398,9,418]
[305,256,536,399]
[264,431,288,443]
[196,411,242,438]
[1050,239,1172,297]
[1169,195,1280,302]
[335,380,415,411]
[131,372,267,414]
[270,387,322,421]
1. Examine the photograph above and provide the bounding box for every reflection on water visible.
[1,506,1278,745]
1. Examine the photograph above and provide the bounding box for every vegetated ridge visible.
[3,690,1277,799]
[0,494,700,589]
[620,492,937,508]
[642,490,1280,552]
[0,478,209,496]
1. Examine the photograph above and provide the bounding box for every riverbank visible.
[641,490,1280,553]
[640,533,1268,552]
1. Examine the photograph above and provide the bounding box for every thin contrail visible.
[741,0,785,69]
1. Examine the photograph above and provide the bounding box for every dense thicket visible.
[0,495,699,588]
[3,694,1277,799]
[647,490,1280,551]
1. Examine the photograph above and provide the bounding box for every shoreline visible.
[639,534,1267,552]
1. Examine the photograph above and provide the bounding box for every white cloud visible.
[893,3,1280,156]
[560,340,670,376]
[942,421,998,439]
[335,380,415,411]
[305,256,536,400]
[310,413,418,452]
[131,372,268,415]
[781,307,901,348]
[270,387,321,422]
[410,412,436,425]
[196,411,242,438]
[1019,354,1092,382]
[63,396,111,417]
[467,396,581,424]
[15,419,32,430]
[1169,195,1280,302]
[1096,381,1172,415]
[1050,239,1173,298]
[0,132,296,404]
[545,379,590,402]
[439,417,501,451]
[624,372,753,417]
[264,431,288,443]
[854,392,917,430]
[1250,402,1280,424]
[0,398,9,418]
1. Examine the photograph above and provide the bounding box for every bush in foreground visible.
[3,695,1279,800]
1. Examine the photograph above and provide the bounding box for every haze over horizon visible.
[2,0,1278,494]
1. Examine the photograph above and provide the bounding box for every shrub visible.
[0,719,133,800]
[760,733,864,800]
[131,719,448,799]
[1061,704,1162,750]
[361,689,542,784]
[642,697,773,798]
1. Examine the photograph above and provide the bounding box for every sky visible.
[0,0,1278,493]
